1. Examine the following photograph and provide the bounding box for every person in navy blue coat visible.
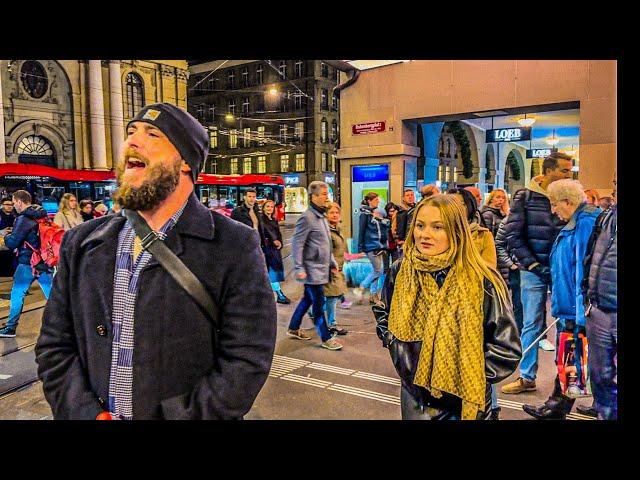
[34,103,276,419]
[522,180,600,420]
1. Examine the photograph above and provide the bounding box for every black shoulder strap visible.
[123,209,219,332]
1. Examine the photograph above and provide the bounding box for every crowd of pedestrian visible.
[0,104,617,421]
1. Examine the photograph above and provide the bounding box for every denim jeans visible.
[509,268,524,334]
[519,269,549,381]
[586,306,617,420]
[288,284,332,342]
[360,250,385,294]
[325,296,340,327]
[270,281,281,292]
[6,264,53,330]
[491,384,498,410]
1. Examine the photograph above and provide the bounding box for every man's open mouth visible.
[126,158,147,169]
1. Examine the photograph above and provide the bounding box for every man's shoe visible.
[538,338,555,351]
[276,292,291,304]
[339,300,353,309]
[501,377,537,394]
[321,338,343,350]
[488,407,501,420]
[329,326,348,336]
[287,329,312,340]
[0,326,16,338]
[522,402,567,420]
[576,404,598,418]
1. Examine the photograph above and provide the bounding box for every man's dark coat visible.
[35,193,277,419]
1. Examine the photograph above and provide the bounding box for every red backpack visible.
[24,217,65,274]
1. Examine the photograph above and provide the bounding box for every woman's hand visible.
[273,240,282,249]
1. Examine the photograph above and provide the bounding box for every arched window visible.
[17,135,55,167]
[125,72,145,118]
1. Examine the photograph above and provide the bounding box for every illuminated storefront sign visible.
[352,164,389,182]
[526,148,557,158]
[324,173,336,184]
[283,174,300,186]
[486,127,531,143]
[352,121,386,135]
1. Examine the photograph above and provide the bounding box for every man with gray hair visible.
[286,181,343,350]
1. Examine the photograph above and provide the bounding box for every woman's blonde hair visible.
[486,188,510,215]
[404,194,509,306]
[58,193,78,214]
[326,201,341,213]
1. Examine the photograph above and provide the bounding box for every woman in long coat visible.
[54,193,83,231]
[373,194,521,420]
[260,199,291,304]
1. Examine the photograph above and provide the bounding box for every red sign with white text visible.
[352,121,386,135]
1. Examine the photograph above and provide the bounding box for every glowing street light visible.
[268,87,278,96]
[225,112,235,122]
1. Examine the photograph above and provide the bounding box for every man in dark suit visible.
[35,103,277,419]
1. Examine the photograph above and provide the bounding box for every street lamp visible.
[225,112,234,122]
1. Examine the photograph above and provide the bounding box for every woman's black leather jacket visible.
[372,259,522,419]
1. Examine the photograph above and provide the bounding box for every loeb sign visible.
[526,148,557,159]
[486,127,532,143]
[352,121,386,135]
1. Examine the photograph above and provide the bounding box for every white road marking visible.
[328,384,401,405]
[306,363,356,375]
[0,374,12,380]
[271,355,594,419]
[282,374,332,388]
[352,371,401,386]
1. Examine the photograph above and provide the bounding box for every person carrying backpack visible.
[0,190,54,338]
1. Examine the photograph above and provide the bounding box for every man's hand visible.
[0,228,11,238]
[296,271,307,281]
[331,267,339,275]
[530,264,551,283]
[273,240,282,249]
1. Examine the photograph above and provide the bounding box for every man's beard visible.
[115,149,182,211]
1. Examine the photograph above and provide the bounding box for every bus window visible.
[198,185,218,208]
[93,181,117,205]
[69,182,92,202]
[35,182,65,205]
[218,186,238,209]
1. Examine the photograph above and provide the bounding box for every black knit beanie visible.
[127,103,209,183]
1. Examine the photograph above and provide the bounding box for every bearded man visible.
[35,103,277,420]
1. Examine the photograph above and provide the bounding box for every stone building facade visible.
[1,60,188,170]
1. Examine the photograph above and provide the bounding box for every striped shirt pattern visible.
[108,203,187,420]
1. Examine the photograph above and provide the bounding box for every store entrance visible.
[351,164,389,245]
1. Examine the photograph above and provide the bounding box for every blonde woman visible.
[481,188,510,237]
[54,193,83,231]
[323,202,350,336]
[373,194,521,420]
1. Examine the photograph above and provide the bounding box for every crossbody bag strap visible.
[123,209,219,334]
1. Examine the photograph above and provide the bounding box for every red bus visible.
[195,174,286,222]
[0,163,117,215]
